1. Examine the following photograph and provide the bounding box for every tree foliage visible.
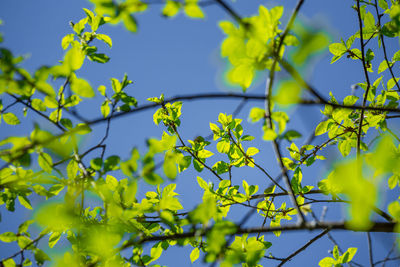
[0,0,400,266]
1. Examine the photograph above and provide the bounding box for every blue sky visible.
[0,0,399,266]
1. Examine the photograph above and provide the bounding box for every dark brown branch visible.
[376,256,400,266]
[84,93,400,127]
[120,221,398,247]
[1,99,19,113]
[367,232,374,267]
[214,0,243,24]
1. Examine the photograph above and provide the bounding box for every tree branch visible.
[121,221,398,247]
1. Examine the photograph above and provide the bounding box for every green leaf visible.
[73,18,87,35]
[184,2,204,18]
[2,259,16,267]
[150,242,163,262]
[227,64,255,90]
[332,245,339,260]
[91,158,103,171]
[197,176,208,190]
[341,247,357,263]
[274,80,301,105]
[388,201,400,219]
[101,101,110,118]
[263,128,277,141]
[163,151,177,179]
[190,247,200,263]
[38,153,53,173]
[122,13,137,32]
[106,175,118,191]
[31,99,47,112]
[22,258,32,266]
[338,139,351,157]
[282,130,302,141]
[343,95,358,106]
[364,12,375,30]
[61,34,75,50]
[217,140,230,154]
[64,46,85,71]
[144,172,163,185]
[163,0,181,17]
[70,77,95,98]
[3,112,20,125]
[248,107,265,123]
[18,195,33,210]
[246,147,259,156]
[387,77,399,90]
[96,33,112,47]
[318,257,335,267]
[388,174,399,189]
[48,232,62,248]
[66,160,78,180]
[0,232,17,242]
[34,248,51,265]
[83,8,95,24]
[378,0,388,10]
[98,85,106,96]
[315,120,329,136]
[18,220,34,234]
[378,60,390,73]
[88,53,110,63]
[209,122,220,135]
[329,43,347,56]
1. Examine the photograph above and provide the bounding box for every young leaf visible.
[163,0,181,17]
[96,34,112,47]
[190,247,200,263]
[3,113,20,125]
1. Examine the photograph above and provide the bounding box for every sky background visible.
[0,0,399,266]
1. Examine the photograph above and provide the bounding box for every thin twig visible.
[373,0,400,92]
[277,229,330,266]
[355,0,372,157]
[7,94,65,131]
[265,0,306,225]
[214,0,243,24]
[381,240,398,267]
[227,131,287,192]
[367,232,374,267]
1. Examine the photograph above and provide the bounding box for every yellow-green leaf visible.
[184,3,204,18]
[274,80,301,105]
[3,112,20,125]
[64,46,85,71]
[18,195,33,210]
[163,0,180,17]
[96,34,112,48]
[190,247,200,263]
[70,77,95,98]
[61,34,75,50]
[38,152,53,173]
